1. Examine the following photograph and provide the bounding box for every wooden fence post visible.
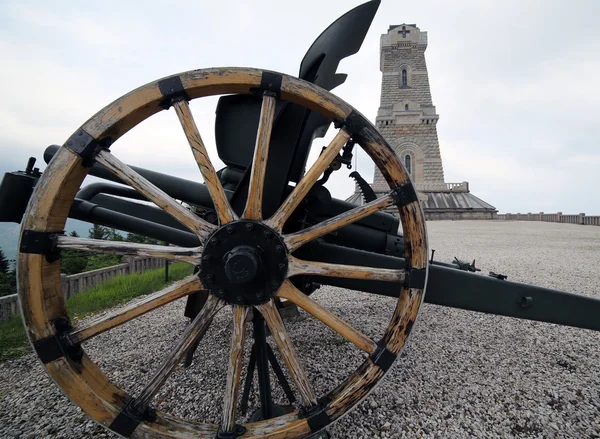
[60,274,69,299]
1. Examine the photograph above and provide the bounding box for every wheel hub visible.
[224,245,261,284]
[200,220,288,305]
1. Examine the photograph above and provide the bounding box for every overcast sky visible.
[1,0,599,215]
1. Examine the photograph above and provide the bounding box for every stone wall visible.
[380,71,432,107]
[497,212,599,226]
[380,205,497,221]
[372,124,446,192]
[426,210,498,221]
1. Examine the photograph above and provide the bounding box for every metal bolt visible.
[77,130,83,136]
[205,274,214,284]
[210,239,219,247]
[226,225,235,234]
[517,296,533,309]
[276,245,283,253]
[236,296,244,304]
[256,291,264,299]
[271,280,278,289]
[278,263,286,272]
[245,223,254,231]
[202,255,212,264]
[263,230,272,238]
[217,289,225,297]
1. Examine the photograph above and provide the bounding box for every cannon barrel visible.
[44,144,404,257]
[44,145,217,209]
[306,241,600,332]
[70,198,200,247]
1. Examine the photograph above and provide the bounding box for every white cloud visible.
[566,154,600,167]
[1,0,599,216]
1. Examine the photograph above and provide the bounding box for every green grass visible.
[0,262,194,362]
[0,314,29,361]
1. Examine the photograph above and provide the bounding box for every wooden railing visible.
[0,256,165,322]
[497,212,600,226]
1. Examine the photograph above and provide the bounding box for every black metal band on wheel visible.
[32,318,83,364]
[391,184,419,207]
[63,128,111,166]
[109,399,157,438]
[63,128,98,164]
[215,424,247,439]
[20,230,62,262]
[404,268,427,290]
[158,76,191,109]
[251,71,283,98]
[337,110,370,140]
[369,341,397,373]
[300,403,332,434]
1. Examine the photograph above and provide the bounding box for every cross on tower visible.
[398,26,410,38]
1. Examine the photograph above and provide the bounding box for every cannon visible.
[1,1,598,438]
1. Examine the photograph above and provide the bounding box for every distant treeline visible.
[0,247,15,298]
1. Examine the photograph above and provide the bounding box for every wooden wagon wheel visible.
[18,67,428,438]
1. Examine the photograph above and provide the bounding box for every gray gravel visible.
[1,220,599,438]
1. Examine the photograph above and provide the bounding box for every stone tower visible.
[372,24,445,192]
[349,24,497,220]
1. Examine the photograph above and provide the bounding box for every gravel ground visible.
[0,220,599,439]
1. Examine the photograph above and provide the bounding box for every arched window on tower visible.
[401,69,407,87]
[404,154,412,175]
[404,104,409,111]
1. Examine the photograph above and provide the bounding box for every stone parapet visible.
[415,182,469,192]
[497,212,599,226]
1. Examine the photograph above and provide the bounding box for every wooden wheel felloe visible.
[18,67,428,438]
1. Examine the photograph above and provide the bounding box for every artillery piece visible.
[1,1,598,438]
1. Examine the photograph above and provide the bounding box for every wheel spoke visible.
[277,280,376,354]
[221,305,249,433]
[96,150,216,241]
[173,100,237,224]
[257,300,317,406]
[284,192,395,251]
[242,93,277,220]
[131,294,224,413]
[56,235,202,264]
[68,275,203,344]
[266,129,351,232]
[287,256,406,282]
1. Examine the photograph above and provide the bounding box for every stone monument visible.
[349,24,497,220]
